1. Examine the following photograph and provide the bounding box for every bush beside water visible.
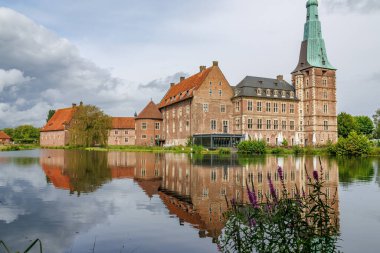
[237,140,267,154]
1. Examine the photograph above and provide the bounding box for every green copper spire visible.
[293,0,335,72]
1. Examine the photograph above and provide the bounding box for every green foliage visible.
[185,136,193,147]
[218,166,340,253]
[337,157,374,185]
[69,105,111,147]
[46,109,56,122]
[373,109,380,139]
[191,145,204,154]
[282,138,288,147]
[2,125,40,144]
[338,112,357,138]
[237,140,267,154]
[270,147,284,154]
[218,148,231,155]
[292,145,305,155]
[335,131,372,156]
[354,115,374,137]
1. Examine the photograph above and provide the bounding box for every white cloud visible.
[0,69,32,92]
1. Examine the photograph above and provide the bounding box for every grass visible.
[0,144,39,152]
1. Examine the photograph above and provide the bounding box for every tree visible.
[337,112,357,138]
[354,116,374,137]
[46,109,56,122]
[69,105,111,147]
[373,109,380,139]
[2,128,14,138]
[9,125,40,144]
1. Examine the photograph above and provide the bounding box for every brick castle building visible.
[40,0,337,147]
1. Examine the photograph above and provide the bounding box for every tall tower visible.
[292,0,337,146]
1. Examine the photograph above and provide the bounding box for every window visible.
[282,120,286,130]
[324,120,329,130]
[323,78,327,86]
[235,101,240,112]
[282,91,286,97]
[141,123,147,130]
[155,135,160,140]
[155,122,160,130]
[186,105,190,114]
[290,104,295,114]
[211,120,217,130]
[281,103,286,113]
[235,118,241,130]
[290,121,295,130]
[178,108,182,117]
[248,100,253,111]
[306,104,309,113]
[323,90,328,99]
[257,101,262,112]
[219,89,222,96]
[248,118,253,129]
[257,88,262,95]
[266,89,271,96]
[209,89,212,96]
[203,103,209,112]
[274,120,279,130]
[172,122,175,133]
[290,91,294,98]
[186,120,190,131]
[306,91,309,99]
[115,130,118,134]
[125,130,128,134]
[274,103,278,113]
[257,119,262,129]
[306,79,309,86]
[266,120,271,129]
[323,104,328,114]
[266,102,271,112]
[142,135,147,139]
[219,81,222,86]
[125,138,128,143]
[219,104,226,113]
[274,90,279,97]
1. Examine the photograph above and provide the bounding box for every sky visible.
[0,0,379,128]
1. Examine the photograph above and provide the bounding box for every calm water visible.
[0,150,379,253]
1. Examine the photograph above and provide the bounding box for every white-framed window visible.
[235,118,241,130]
[290,104,295,114]
[281,103,286,113]
[323,90,328,99]
[323,104,328,114]
[257,88,262,95]
[125,130,128,134]
[125,137,128,143]
[274,90,279,97]
[142,135,147,139]
[282,91,286,97]
[235,101,240,112]
[172,122,175,133]
[219,89,222,96]
[211,120,217,130]
[266,102,271,112]
[155,122,160,130]
[306,79,309,86]
[115,130,118,134]
[266,120,271,129]
[141,123,147,130]
[274,120,279,130]
[257,119,262,129]
[282,120,287,130]
[220,104,226,113]
[257,101,262,112]
[274,103,278,113]
[248,100,253,111]
[324,120,329,130]
[290,121,295,130]
[266,89,271,96]
[155,135,160,140]
[306,91,309,99]
[248,118,253,129]
[203,103,209,112]
[290,91,294,98]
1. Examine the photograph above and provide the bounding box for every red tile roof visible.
[136,101,163,120]
[41,107,76,132]
[111,117,135,129]
[0,131,11,139]
[158,67,213,108]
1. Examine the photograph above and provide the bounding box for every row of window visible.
[164,106,191,118]
[165,120,190,134]
[140,134,160,139]
[234,118,296,131]
[235,101,295,114]
[141,122,161,130]
[256,88,294,98]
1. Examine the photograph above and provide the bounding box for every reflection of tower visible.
[292,0,338,146]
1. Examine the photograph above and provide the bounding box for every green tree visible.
[69,105,111,147]
[373,109,380,139]
[46,109,56,122]
[354,116,374,137]
[2,128,14,138]
[335,131,372,156]
[12,125,40,144]
[337,112,357,138]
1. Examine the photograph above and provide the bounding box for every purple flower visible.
[246,184,258,208]
[313,170,319,182]
[217,244,222,252]
[278,166,284,182]
[249,218,257,227]
[268,175,278,203]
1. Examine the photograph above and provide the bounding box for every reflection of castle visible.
[40,150,339,239]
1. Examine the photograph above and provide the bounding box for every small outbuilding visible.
[0,131,12,144]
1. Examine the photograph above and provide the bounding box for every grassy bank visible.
[0,144,39,152]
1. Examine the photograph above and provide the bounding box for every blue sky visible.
[0,0,379,127]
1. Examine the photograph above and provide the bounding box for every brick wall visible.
[108,128,136,146]
[40,131,69,147]
[135,119,163,146]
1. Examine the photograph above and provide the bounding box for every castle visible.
[40,0,337,148]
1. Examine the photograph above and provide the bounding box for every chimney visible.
[277,75,284,81]
[180,76,185,82]
[199,66,206,72]
[72,103,77,108]
[212,61,218,67]
[170,82,175,87]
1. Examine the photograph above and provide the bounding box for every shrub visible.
[292,145,304,155]
[237,140,267,154]
[270,147,283,154]
[218,148,231,155]
[281,139,288,147]
[191,145,204,154]
[335,131,372,156]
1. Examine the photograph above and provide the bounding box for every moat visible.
[0,150,379,252]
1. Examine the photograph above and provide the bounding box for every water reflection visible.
[39,150,340,241]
